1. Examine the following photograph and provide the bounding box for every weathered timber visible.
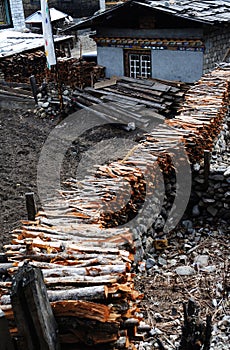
[25,192,37,221]
[11,264,60,350]
[0,308,15,350]
[179,299,212,350]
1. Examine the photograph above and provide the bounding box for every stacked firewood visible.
[0,51,105,88]
[166,66,230,163]
[46,58,105,88]
[0,50,60,84]
[0,66,229,349]
[0,227,143,348]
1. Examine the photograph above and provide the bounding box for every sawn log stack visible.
[0,65,229,349]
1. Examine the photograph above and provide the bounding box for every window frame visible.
[0,0,13,29]
[124,49,152,79]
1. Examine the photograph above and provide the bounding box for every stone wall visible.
[22,0,99,18]
[9,0,25,31]
[203,26,230,73]
[191,111,230,223]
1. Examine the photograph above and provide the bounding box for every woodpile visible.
[0,50,59,84]
[0,66,229,349]
[85,76,189,117]
[0,51,105,88]
[46,57,105,89]
[166,65,230,163]
[0,228,143,349]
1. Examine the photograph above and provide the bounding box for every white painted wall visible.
[151,50,204,83]
[97,46,124,78]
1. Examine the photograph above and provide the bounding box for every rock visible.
[154,215,165,230]
[224,166,230,177]
[168,259,177,266]
[158,257,167,266]
[201,265,216,273]
[146,258,156,269]
[209,174,225,181]
[192,204,200,217]
[224,191,230,199]
[145,236,154,252]
[194,177,205,184]
[184,243,192,250]
[207,206,218,217]
[149,327,163,336]
[194,254,209,267]
[182,220,193,229]
[175,266,196,276]
[40,112,47,119]
[179,255,187,264]
[42,101,49,108]
[203,198,215,204]
[193,163,200,171]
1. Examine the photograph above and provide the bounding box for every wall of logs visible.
[0,65,229,349]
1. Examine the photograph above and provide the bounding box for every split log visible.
[47,285,108,302]
[57,317,119,345]
[51,300,115,322]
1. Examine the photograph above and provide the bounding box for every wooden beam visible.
[0,308,15,350]
[10,263,60,350]
[25,193,37,221]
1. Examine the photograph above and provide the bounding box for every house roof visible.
[64,0,230,31]
[0,30,73,58]
[25,8,68,25]
[134,0,230,24]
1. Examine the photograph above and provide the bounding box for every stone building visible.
[67,0,230,83]
[22,0,100,19]
[0,0,25,30]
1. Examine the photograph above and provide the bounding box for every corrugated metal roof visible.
[25,8,68,24]
[0,30,73,58]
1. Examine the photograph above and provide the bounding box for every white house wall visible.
[9,0,25,30]
[97,46,204,83]
[97,46,124,78]
[151,50,204,83]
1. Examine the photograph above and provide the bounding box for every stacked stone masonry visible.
[203,26,230,72]
[192,111,230,223]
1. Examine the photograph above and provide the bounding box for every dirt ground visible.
[0,109,57,250]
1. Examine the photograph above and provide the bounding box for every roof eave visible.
[62,0,132,32]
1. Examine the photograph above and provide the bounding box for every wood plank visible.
[11,264,60,350]
[0,308,15,350]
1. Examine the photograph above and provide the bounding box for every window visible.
[124,50,151,79]
[0,0,12,28]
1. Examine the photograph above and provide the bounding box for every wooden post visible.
[30,75,38,104]
[179,299,212,350]
[11,263,60,350]
[0,308,15,350]
[204,150,211,189]
[55,65,64,111]
[25,192,36,221]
